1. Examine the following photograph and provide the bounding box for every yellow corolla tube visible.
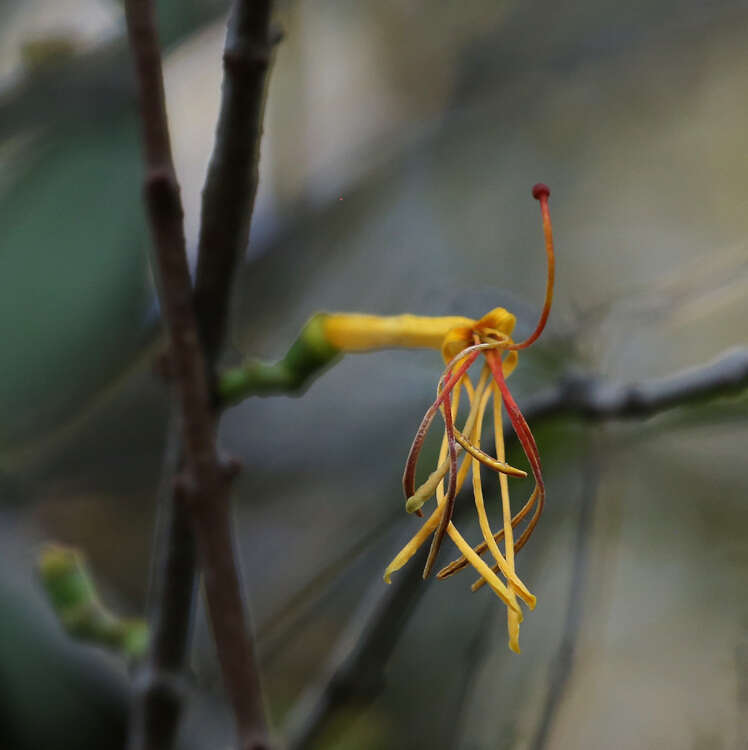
[323,313,476,352]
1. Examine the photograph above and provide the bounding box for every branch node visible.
[223,42,272,74]
[222,457,243,481]
[144,167,183,220]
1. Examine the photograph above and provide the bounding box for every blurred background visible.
[1,0,747,748]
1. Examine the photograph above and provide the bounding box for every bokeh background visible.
[1,1,747,748]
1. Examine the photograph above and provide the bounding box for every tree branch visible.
[129,411,198,750]
[528,453,600,750]
[123,2,272,749]
[283,536,429,750]
[518,346,748,426]
[132,1,278,747]
[194,0,279,364]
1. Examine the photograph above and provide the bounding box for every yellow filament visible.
[445,525,521,616]
[494,383,522,652]
[470,385,535,612]
[385,375,475,560]
[404,368,491,514]
[384,465,468,583]
[385,370,522,616]
[453,428,527,478]
[437,376,520,615]
[386,376,483,581]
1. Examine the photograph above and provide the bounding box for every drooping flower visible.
[218,183,555,651]
[382,183,554,652]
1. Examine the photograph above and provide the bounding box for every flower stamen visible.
[494,381,522,650]
[508,183,555,351]
[402,349,482,504]
[403,353,525,515]
[383,183,556,653]
[385,371,491,578]
[436,486,538,579]
[436,349,546,593]
[469,380,536,610]
[421,379,459,578]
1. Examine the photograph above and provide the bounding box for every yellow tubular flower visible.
[324,313,475,352]
[223,184,556,654]
[382,183,555,654]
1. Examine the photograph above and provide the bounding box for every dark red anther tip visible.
[532,183,550,200]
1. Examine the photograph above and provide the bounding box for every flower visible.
[382,183,554,653]
[219,182,555,652]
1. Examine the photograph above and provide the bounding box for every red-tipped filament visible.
[509,183,555,351]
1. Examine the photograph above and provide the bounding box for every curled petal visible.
[441,308,517,363]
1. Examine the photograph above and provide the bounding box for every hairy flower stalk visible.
[217,184,555,651]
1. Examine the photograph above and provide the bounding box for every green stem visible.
[37,544,149,660]
[218,313,341,404]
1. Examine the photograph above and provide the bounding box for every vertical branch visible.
[529,451,600,750]
[123,2,273,749]
[284,538,429,750]
[194,0,278,363]
[129,410,198,750]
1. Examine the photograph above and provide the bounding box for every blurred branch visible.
[194,2,280,363]
[518,346,748,426]
[449,600,497,748]
[0,2,229,142]
[123,2,272,750]
[283,536,429,750]
[136,4,278,742]
[130,412,198,750]
[528,450,600,750]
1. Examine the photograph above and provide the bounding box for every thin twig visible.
[448,599,498,748]
[194,0,278,364]
[132,1,278,747]
[283,533,430,750]
[529,450,600,750]
[129,410,198,750]
[123,2,272,749]
[131,1,278,748]
[517,346,748,427]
